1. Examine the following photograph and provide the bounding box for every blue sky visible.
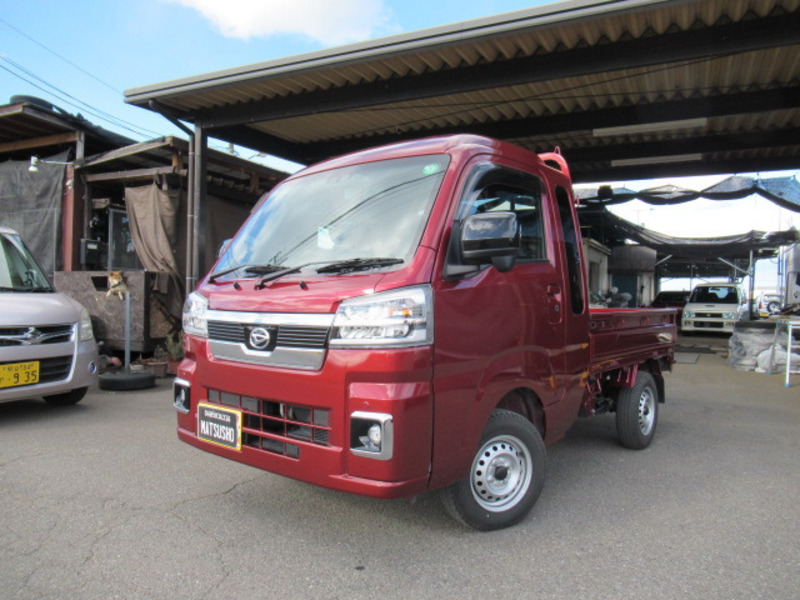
[0,0,556,150]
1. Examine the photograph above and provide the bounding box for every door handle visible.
[547,284,562,315]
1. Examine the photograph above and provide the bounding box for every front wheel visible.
[44,387,88,406]
[615,371,659,449]
[441,409,546,531]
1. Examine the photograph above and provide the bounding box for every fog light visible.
[359,423,383,451]
[173,378,191,414]
[351,411,393,460]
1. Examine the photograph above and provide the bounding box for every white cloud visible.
[165,0,398,45]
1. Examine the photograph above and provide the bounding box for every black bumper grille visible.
[206,388,331,458]
[0,356,73,386]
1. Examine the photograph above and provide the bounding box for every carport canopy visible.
[124,0,799,283]
[125,0,799,182]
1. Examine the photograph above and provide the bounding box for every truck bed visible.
[589,307,677,373]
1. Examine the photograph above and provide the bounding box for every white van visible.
[0,227,98,404]
[682,283,748,333]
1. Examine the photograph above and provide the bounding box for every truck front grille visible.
[207,321,329,349]
[207,388,331,458]
[205,310,334,371]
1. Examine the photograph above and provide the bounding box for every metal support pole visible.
[186,135,195,293]
[747,250,756,321]
[147,100,199,295]
[192,125,208,287]
[124,291,131,372]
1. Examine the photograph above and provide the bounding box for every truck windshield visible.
[213,154,450,280]
[0,232,53,293]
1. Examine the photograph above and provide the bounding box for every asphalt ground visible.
[1,337,798,600]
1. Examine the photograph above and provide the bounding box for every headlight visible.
[182,291,209,338]
[330,285,433,348]
[683,309,695,319]
[78,307,94,341]
[723,311,736,320]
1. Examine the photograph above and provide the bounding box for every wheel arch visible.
[496,387,546,437]
[639,358,667,404]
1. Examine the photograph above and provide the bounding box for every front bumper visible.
[0,337,98,403]
[174,337,434,498]
[681,317,737,333]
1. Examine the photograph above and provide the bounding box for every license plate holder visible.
[0,361,40,389]
[197,403,242,450]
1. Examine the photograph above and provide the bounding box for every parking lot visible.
[1,338,798,600]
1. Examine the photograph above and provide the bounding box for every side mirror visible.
[460,212,520,273]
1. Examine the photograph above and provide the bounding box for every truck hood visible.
[0,292,83,326]
[203,272,390,314]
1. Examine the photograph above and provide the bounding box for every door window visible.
[459,165,546,261]
[555,186,585,314]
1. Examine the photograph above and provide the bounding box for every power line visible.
[0,15,122,96]
[0,57,162,139]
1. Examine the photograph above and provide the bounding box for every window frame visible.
[454,163,548,265]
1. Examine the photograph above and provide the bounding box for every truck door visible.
[551,185,591,416]
[431,162,569,482]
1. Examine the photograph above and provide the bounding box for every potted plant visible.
[165,330,184,375]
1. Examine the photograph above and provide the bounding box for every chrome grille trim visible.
[206,310,333,370]
[0,324,74,347]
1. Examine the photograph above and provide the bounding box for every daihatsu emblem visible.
[248,327,271,350]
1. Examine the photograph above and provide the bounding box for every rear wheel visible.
[615,371,658,449]
[442,409,546,531]
[44,387,88,406]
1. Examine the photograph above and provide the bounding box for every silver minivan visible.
[0,227,98,405]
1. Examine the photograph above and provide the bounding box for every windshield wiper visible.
[254,258,403,288]
[208,264,283,283]
[254,262,328,289]
[315,258,404,274]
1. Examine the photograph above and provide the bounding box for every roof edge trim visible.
[124,0,668,105]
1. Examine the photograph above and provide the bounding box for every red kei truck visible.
[174,135,676,530]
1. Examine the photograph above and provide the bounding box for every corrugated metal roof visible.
[125,0,800,181]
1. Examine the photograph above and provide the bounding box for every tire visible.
[615,371,658,450]
[441,409,546,531]
[44,387,88,406]
[767,301,780,315]
[98,371,156,391]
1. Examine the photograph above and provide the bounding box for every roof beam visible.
[562,127,800,164]
[571,156,800,183]
[301,87,800,161]
[0,131,81,154]
[209,125,308,164]
[192,12,800,130]
[83,166,186,182]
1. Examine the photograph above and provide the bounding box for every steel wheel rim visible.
[638,386,656,435]
[470,434,532,512]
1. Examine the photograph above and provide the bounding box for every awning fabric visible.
[578,208,798,261]
[577,175,800,212]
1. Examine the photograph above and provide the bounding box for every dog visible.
[106,271,128,300]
